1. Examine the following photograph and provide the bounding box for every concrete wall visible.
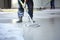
[55,0,60,8]
[33,0,50,8]
[11,0,18,8]
[33,0,41,8]
[33,0,60,8]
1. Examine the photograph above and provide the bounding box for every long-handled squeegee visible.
[19,0,40,27]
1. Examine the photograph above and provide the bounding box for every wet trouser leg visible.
[17,0,24,22]
[18,0,24,18]
[26,0,33,19]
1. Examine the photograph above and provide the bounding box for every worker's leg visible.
[26,0,33,19]
[17,0,24,23]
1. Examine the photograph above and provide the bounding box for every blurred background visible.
[0,0,60,12]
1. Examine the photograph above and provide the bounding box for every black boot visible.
[17,17,22,23]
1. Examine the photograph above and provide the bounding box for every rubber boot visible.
[17,17,22,23]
